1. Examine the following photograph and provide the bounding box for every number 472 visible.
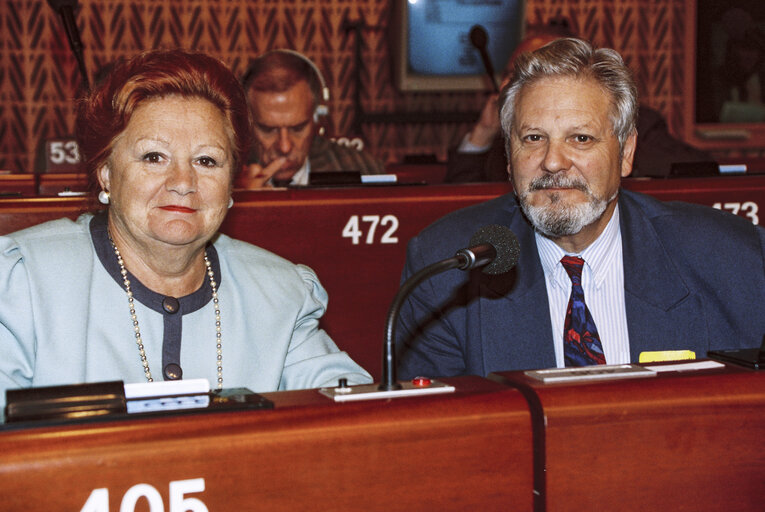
[342,215,399,245]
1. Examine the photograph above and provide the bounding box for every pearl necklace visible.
[109,238,223,390]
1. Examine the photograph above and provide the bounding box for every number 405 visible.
[81,478,208,512]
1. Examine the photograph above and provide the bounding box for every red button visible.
[412,376,432,387]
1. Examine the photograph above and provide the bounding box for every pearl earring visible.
[98,190,110,205]
[228,197,234,209]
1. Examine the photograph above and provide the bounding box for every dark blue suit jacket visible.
[396,189,765,379]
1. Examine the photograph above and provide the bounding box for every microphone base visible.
[318,380,455,402]
[378,382,403,391]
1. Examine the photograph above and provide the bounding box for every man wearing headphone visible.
[239,50,385,187]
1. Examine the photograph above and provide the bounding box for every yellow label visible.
[639,350,696,363]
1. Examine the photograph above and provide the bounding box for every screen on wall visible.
[393,0,527,92]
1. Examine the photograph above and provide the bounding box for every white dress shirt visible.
[268,159,311,187]
[536,204,631,367]
[289,159,311,186]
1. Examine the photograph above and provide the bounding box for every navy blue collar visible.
[90,213,222,315]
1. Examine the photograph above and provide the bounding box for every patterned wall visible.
[1,0,691,174]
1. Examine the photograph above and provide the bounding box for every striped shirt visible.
[536,205,631,367]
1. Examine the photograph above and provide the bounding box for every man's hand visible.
[234,157,287,189]
[467,93,501,148]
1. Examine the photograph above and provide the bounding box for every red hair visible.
[76,48,251,201]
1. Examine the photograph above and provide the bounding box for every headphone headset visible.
[244,49,330,123]
[276,49,330,122]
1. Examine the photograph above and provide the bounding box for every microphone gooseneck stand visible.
[48,0,90,91]
[379,245,496,391]
[379,224,519,391]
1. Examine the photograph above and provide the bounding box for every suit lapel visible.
[476,190,708,371]
[479,207,557,372]
[619,192,704,359]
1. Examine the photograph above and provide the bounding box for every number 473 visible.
[712,201,759,225]
[342,215,399,245]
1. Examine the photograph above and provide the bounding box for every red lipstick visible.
[160,205,196,213]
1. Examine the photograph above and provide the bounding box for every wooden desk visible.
[0,177,763,379]
[1,365,761,511]
[490,363,765,511]
[37,172,89,195]
[0,377,533,511]
[0,173,89,197]
[0,173,36,196]
[0,196,87,238]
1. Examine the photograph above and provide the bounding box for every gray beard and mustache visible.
[516,173,617,238]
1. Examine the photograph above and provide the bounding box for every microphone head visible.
[469,25,488,50]
[469,224,520,275]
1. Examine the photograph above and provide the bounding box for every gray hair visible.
[499,38,638,156]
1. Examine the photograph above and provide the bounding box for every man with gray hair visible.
[238,50,385,188]
[396,38,765,378]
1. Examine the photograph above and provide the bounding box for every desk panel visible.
[491,364,765,511]
[624,175,764,225]
[0,177,763,379]
[222,184,509,376]
[0,174,36,196]
[0,377,532,511]
[37,172,89,195]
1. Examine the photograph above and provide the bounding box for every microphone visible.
[380,225,520,390]
[47,0,90,91]
[469,24,499,93]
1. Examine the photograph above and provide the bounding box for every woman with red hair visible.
[0,49,370,415]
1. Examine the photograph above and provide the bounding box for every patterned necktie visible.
[561,256,606,366]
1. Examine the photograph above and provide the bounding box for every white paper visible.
[361,174,397,184]
[644,360,725,373]
[124,378,210,414]
[124,378,210,398]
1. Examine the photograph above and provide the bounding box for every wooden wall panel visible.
[1,0,696,174]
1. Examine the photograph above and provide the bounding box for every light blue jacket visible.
[0,214,371,416]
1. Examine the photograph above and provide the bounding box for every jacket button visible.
[162,297,180,314]
[164,363,183,380]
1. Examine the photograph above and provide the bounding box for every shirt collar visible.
[267,159,310,187]
[290,158,311,186]
[536,203,622,289]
